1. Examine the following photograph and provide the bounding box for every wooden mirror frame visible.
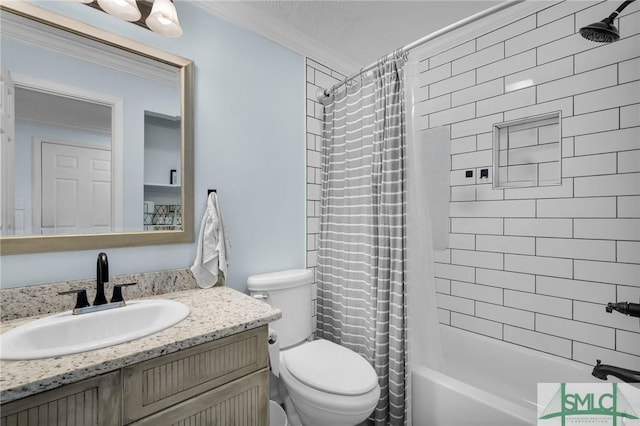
[0,1,194,255]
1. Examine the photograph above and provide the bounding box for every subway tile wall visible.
[414,1,640,368]
[305,2,639,368]
[305,58,345,334]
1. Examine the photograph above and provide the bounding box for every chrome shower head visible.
[580,0,636,43]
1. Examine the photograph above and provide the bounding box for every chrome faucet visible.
[94,252,109,306]
[592,360,640,384]
[59,252,137,315]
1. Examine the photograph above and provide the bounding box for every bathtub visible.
[411,325,593,426]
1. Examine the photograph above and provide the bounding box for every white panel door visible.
[41,142,111,233]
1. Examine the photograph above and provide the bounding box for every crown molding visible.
[193,1,360,76]
[1,11,179,86]
[195,1,554,84]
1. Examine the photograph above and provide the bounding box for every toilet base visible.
[283,395,304,426]
[279,378,366,426]
[270,372,283,405]
[278,360,379,426]
[288,392,374,426]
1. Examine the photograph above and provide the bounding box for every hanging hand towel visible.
[191,192,230,288]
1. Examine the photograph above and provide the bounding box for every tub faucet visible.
[606,301,640,318]
[94,252,109,306]
[592,360,640,384]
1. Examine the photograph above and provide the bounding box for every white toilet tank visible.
[247,269,313,349]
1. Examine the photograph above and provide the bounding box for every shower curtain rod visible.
[320,0,525,98]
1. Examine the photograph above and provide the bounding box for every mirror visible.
[0,1,194,255]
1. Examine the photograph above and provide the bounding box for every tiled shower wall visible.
[415,1,640,367]
[304,1,639,368]
[305,59,345,334]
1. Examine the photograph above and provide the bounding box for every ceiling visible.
[198,1,502,74]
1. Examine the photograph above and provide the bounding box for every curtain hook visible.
[403,49,409,63]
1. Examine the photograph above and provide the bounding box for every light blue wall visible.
[0,1,306,293]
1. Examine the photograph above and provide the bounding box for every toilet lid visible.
[282,339,378,396]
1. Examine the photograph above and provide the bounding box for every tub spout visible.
[606,301,640,318]
[592,360,640,384]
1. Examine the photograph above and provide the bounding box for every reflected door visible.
[40,142,111,234]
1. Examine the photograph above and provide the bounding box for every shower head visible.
[580,0,636,43]
[580,18,619,43]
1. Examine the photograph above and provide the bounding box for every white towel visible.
[191,192,230,288]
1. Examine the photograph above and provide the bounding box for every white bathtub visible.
[411,325,593,426]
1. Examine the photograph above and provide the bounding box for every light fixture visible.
[146,0,183,38]
[97,0,141,22]
[80,0,183,38]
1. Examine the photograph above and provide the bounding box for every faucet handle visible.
[59,289,90,310]
[110,282,137,303]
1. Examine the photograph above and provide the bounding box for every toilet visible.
[248,269,380,426]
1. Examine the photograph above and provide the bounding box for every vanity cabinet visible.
[0,327,269,426]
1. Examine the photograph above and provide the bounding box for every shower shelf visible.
[492,111,562,189]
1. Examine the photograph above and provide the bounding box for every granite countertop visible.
[0,286,281,404]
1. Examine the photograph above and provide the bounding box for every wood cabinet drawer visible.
[0,371,120,426]
[123,326,268,424]
[130,368,269,426]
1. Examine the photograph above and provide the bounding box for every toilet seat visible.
[281,339,378,396]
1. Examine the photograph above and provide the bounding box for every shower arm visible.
[320,0,526,98]
[604,0,635,23]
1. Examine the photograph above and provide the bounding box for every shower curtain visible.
[317,55,409,425]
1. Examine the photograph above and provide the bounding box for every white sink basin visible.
[0,299,190,360]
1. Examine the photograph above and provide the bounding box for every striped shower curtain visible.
[317,55,408,425]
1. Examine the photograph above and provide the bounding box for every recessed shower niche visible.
[492,112,562,189]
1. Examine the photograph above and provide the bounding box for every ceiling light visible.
[97,0,141,22]
[145,0,183,38]
[82,0,183,38]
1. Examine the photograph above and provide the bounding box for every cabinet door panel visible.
[123,326,267,424]
[0,371,120,426]
[130,368,269,426]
